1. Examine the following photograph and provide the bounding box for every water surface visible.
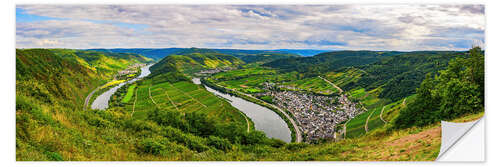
[91,64,153,110]
[194,78,292,142]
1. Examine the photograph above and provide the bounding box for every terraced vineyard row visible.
[125,80,250,129]
[345,98,408,138]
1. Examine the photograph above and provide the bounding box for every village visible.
[194,67,235,76]
[258,82,365,142]
[114,63,147,80]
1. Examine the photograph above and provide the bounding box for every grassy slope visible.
[17,48,482,161]
[276,111,483,161]
[121,84,136,103]
[282,77,340,95]
[50,49,153,78]
[150,51,244,76]
[16,49,153,160]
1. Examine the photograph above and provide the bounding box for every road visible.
[318,76,343,93]
[379,106,387,124]
[365,108,376,132]
[83,80,116,110]
[84,87,100,110]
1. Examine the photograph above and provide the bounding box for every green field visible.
[121,84,136,103]
[346,98,409,138]
[323,67,366,89]
[209,66,299,94]
[345,108,372,138]
[282,77,339,95]
[127,80,249,128]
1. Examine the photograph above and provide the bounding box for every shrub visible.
[44,151,63,161]
[138,138,166,155]
[285,142,309,151]
[207,136,232,152]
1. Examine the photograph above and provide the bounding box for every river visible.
[192,78,292,142]
[91,64,153,110]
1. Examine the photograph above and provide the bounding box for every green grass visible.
[17,48,481,161]
[282,77,339,95]
[323,67,366,89]
[345,109,371,138]
[347,97,411,138]
[209,67,299,94]
[121,84,136,103]
[129,80,248,128]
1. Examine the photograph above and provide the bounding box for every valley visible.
[15,47,484,161]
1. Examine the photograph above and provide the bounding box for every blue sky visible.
[16,5,485,50]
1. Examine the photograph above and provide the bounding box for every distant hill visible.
[87,48,184,60]
[86,48,316,60]
[263,51,401,76]
[266,50,466,101]
[150,48,244,76]
[50,49,153,78]
[275,49,331,56]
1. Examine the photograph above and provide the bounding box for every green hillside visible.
[263,51,401,76]
[232,53,300,64]
[49,49,153,78]
[16,47,484,161]
[150,48,244,75]
[16,48,153,160]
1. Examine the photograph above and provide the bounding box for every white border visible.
[2,0,498,167]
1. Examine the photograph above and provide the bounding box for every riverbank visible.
[201,78,301,143]
[90,64,153,110]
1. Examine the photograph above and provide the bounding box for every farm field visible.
[126,80,249,128]
[281,77,339,95]
[323,67,367,89]
[209,66,299,94]
[121,84,136,103]
[345,98,408,138]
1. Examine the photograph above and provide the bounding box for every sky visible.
[16,5,485,51]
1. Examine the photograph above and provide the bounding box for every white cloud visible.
[16,5,485,50]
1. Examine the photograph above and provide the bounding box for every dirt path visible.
[221,101,250,132]
[131,88,138,117]
[318,76,343,93]
[365,108,377,132]
[83,87,100,110]
[343,118,352,138]
[148,86,158,106]
[161,86,179,111]
[169,83,207,108]
[379,106,387,124]
[243,113,250,132]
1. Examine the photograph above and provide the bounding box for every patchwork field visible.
[124,80,249,128]
[209,66,300,94]
[281,77,340,95]
[345,98,407,138]
[323,67,367,89]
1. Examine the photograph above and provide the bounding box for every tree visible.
[394,47,484,129]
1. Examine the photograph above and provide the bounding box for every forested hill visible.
[49,49,153,78]
[214,49,301,63]
[395,47,484,128]
[16,48,150,160]
[156,48,301,64]
[347,51,466,101]
[87,48,304,61]
[149,48,244,76]
[263,51,402,75]
[87,48,184,60]
[274,49,331,56]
